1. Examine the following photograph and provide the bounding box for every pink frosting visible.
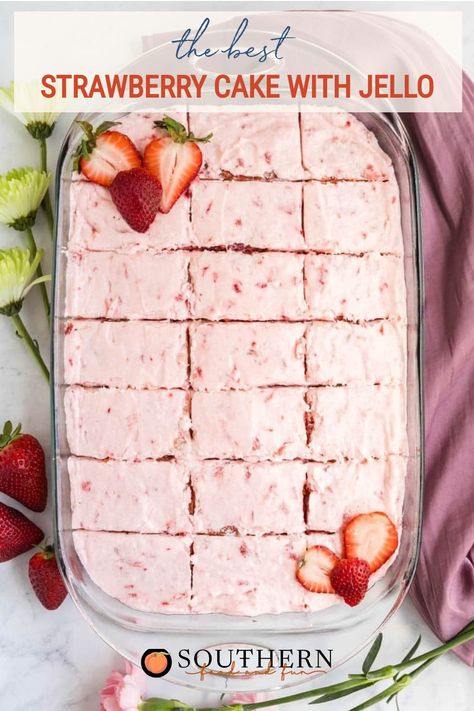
[69,457,192,533]
[191,534,340,615]
[307,457,406,533]
[192,460,306,534]
[191,179,304,250]
[64,320,187,388]
[65,110,408,617]
[190,111,303,179]
[190,322,306,389]
[190,251,306,320]
[300,111,393,180]
[65,250,190,319]
[303,180,403,254]
[68,181,192,252]
[306,320,406,385]
[308,384,408,460]
[191,388,308,460]
[65,386,189,460]
[304,253,406,321]
[73,530,191,613]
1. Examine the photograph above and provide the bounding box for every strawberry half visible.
[110,168,162,233]
[28,545,68,610]
[330,558,371,607]
[344,512,399,573]
[295,545,340,593]
[0,421,47,512]
[0,501,44,562]
[144,116,212,213]
[73,121,141,187]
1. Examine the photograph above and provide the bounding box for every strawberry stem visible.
[153,116,212,144]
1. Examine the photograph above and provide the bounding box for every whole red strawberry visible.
[330,558,371,607]
[0,421,47,512]
[110,167,162,232]
[28,545,68,610]
[0,501,44,562]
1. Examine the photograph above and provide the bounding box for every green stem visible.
[39,135,47,171]
[39,137,54,238]
[23,227,50,324]
[367,620,474,680]
[241,621,474,711]
[244,678,375,710]
[11,313,49,382]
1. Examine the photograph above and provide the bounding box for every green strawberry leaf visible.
[154,115,212,144]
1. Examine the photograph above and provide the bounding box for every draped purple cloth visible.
[142,11,474,663]
[405,75,474,664]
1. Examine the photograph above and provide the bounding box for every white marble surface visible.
[0,3,473,709]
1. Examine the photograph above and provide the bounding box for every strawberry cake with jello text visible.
[63,109,408,615]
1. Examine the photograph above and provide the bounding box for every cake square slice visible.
[191,180,304,250]
[304,253,406,321]
[306,457,406,533]
[192,460,306,534]
[305,321,406,385]
[73,530,191,613]
[190,322,306,390]
[303,181,403,255]
[191,535,305,615]
[68,181,192,252]
[300,111,393,180]
[191,534,341,615]
[65,386,189,460]
[65,251,190,320]
[64,320,188,389]
[191,388,308,460]
[307,384,407,460]
[190,251,306,321]
[189,111,303,179]
[69,457,192,533]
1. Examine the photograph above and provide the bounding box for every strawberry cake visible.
[63,110,408,615]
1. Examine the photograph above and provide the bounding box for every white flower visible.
[0,247,50,315]
[0,82,57,138]
[0,168,51,229]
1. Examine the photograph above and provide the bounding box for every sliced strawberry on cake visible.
[144,115,212,213]
[344,511,399,573]
[73,121,142,186]
[296,512,398,607]
[295,545,340,593]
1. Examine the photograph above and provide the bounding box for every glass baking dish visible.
[51,29,423,689]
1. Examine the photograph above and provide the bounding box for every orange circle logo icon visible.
[141,649,172,677]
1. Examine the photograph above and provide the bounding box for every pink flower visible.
[227,693,275,708]
[226,694,258,705]
[100,661,146,711]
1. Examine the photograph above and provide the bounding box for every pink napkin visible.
[141,11,474,663]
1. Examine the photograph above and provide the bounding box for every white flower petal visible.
[0,167,51,225]
[0,247,47,311]
[0,82,58,127]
